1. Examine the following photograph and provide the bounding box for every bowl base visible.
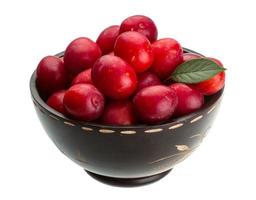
[85,169,172,187]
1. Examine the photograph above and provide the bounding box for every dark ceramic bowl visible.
[30,48,224,187]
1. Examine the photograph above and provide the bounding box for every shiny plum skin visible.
[101,101,137,125]
[71,68,92,86]
[191,58,225,95]
[114,31,154,73]
[96,25,120,55]
[183,53,202,62]
[136,72,161,92]
[133,85,178,124]
[151,38,183,79]
[92,55,137,100]
[63,84,105,121]
[36,56,68,98]
[119,15,158,42]
[169,83,204,117]
[64,37,101,75]
[47,90,66,114]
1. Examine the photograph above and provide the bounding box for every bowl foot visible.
[85,169,172,187]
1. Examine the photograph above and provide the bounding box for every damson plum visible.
[71,68,92,86]
[169,83,204,116]
[114,31,154,73]
[96,25,120,55]
[133,85,178,124]
[136,72,161,92]
[64,37,101,75]
[191,58,225,95]
[151,38,183,79]
[101,101,137,125]
[47,90,66,114]
[92,55,137,100]
[119,15,158,42]
[63,84,104,121]
[36,56,68,97]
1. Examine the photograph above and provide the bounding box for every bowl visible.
[30,48,224,187]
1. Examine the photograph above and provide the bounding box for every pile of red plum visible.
[36,15,225,125]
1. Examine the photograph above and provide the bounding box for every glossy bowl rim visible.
[30,48,224,129]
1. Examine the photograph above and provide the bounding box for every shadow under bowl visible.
[30,48,224,187]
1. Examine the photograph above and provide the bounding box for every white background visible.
[0,0,255,199]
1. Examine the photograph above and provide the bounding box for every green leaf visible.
[168,58,226,84]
